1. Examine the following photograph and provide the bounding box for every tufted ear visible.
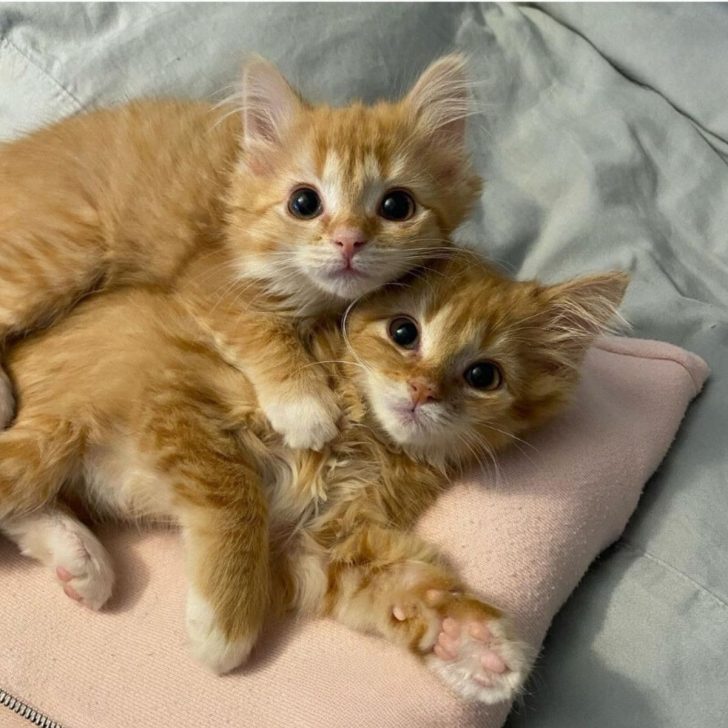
[404,53,471,148]
[540,271,630,365]
[240,55,304,150]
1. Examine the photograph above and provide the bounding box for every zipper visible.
[0,688,63,728]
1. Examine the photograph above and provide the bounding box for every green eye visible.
[388,316,419,349]
[464,361,503,391]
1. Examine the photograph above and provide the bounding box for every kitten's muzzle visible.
[408,378,440,408]
[332,227,368,268]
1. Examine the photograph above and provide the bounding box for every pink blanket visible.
[0,337,708,728]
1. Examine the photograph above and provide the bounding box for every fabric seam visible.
[0,37,83,111]
[620,540,728,615]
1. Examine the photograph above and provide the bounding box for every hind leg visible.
[2,503,114,610]
[180,500,270,674]
[0,414,83,520]
[320,524,531,705]
[143,406,271,674]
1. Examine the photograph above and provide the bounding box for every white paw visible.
[425,613,530,705]
[0,366,14,429]
[4,510,114,610]
[186,589,256,674]
[262,390,340,450]
[45,518,114,610]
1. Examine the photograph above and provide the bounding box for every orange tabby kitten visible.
[0,254,627,704]
[0,54,480,448]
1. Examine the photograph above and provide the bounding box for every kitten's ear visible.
[240,55,304,151]
[405,53,471,147]
[541,271,630,358]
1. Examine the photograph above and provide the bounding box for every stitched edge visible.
[0,37,83,111]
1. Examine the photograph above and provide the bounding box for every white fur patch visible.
[320,151,346,215]
[2,509,114,611]
[361,154,386,211]
[236,252,342,314]
[261,390,339,451]
[82,437,174,519]
[426,618,531,705]
[320,149,385,216]
[420,301,454,361]
[186,588,256,674]
[364,372,454,461]
[365,374,411,441]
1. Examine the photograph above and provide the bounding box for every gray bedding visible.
[1,3,726,726]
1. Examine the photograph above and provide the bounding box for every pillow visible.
[0,336,708,728]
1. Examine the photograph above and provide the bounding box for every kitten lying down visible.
[0,53,480,452]
[0,255,627,705]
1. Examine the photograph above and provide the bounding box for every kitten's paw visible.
[422,595,530,705]
[0,366,15,429]
[263,390,340,451]
[186,589,257,674]
[47,519,114,611]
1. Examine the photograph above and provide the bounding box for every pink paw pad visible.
[427,608,528,704]
[56,566,88,606]
[56,566,74,582]
[63,583,83,602]
[434,616,512,678]
[481,650,507,674]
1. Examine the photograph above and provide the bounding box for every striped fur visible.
[0,256,626,701]
[0,54,481,446]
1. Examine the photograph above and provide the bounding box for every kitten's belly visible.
[77,438,175,521]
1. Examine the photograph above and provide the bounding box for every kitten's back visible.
[6,285,251,430]
[0,100,240,296]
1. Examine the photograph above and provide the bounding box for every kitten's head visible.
[345,255,628,468]
[225,55,481,304]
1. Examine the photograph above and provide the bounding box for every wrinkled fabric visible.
[0,3,726,726]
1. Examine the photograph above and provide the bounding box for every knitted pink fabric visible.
[0,337,708,728]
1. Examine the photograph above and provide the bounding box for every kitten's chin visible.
[375,404,455,462]
[307,267,383,300]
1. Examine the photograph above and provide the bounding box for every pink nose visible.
[408,379,439,408]
[333,228,368,261]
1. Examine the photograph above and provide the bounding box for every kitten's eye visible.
[388,316,419,349]
[379,190,415,222]
[464,361,503,391]
[288,187,322,219]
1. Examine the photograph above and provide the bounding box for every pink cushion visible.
[0,337,708,728]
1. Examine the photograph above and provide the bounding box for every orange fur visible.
[0,254,627,700]
[0,55,481,448]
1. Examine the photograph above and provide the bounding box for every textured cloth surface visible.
[0,338,708,728]
[0,708,35,728]
[0,3,726,726]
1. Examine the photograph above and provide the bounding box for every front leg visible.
[193,290,340,450]
[322,526,531,705]
[242,317,340,450]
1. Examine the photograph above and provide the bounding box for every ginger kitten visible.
[0,54,480,448]
[0,254,627,704]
